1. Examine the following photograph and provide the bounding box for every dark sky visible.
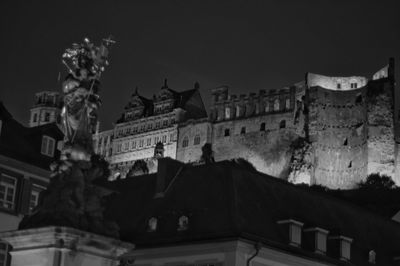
[1,0,399,130]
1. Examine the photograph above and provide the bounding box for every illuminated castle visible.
[89,58,400,188]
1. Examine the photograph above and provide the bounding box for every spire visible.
[132,86,139,96]
[162,78,168,89]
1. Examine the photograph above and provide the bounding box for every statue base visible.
[0,226,133,266]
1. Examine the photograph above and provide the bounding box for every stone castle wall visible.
[211,112,299,178]
[309,83,368,188]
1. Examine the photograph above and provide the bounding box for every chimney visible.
[154,158,184,198]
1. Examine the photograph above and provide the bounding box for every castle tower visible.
[307,73,369,188]
[29,91,62,127]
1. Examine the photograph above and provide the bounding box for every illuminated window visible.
[29,184,45,213]
[194,135,200,145]
[369,250,376,264]
[274,99,280,111]
[182,137,189,147]
[41,136,55,157]
[265,101,270,112]
[285,98,291,110]
[225,107,231,119]
[178,215,189,231]
[148,217,157,232]
[0,174,17,210]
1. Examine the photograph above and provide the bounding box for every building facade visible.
[28,91,62,128]
[96,59,399,188]
[0,102,63,266]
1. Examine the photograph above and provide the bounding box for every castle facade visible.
[92,59,400,188]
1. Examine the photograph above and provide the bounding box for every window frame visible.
[0,174,17,211]
[41,135,55,157]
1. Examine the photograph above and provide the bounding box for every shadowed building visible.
[99,158,400,265]
[0,102,63,266]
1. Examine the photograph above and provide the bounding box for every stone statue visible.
[19,37,119,238]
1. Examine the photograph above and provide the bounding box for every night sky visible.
[1,0,399,130]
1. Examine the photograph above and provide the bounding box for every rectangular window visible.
[124,142,129,151]
[147,138,152,146]
[44,112,50,122]
[0,174,17,210]
[162,135,167,143]
[163,120,168,127]
[225,107,231,119]
[290,224,302,246]
[41,136,55,157]
[170,133,175,142]
[29,184,45,213]
[139,139,144,148]
[131,141,136,149]
[337,83,341,89]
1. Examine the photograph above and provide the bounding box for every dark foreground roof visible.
[104,159,400,265]
[0,102,63,169]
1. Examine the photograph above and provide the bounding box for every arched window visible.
[279,120,286,129]
[148,217,157,232]
[194,135,200,145]
[274,99,280,111]
[260,122,266,131]
[178,215,189,231]
[182,136,189,147]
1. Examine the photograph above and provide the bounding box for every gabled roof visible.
[0,102,63,170]
[103,159,400,265]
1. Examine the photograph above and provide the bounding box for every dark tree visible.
[357,173,396,190]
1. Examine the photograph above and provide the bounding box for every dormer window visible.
[148,217,157,232]
[277,219,304,247]
[304,227,329,254]
[369,250,376,264]
[194,135,201,145]
[178,215,189,231]
[41,136,55,157]
[329,235,353,261]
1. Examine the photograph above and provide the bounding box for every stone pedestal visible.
[0,226,134,266]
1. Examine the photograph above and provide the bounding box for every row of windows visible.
[116,134,175,153]
[0,174,45,213]
[32,111,52,123]
[181,135,201,148]
[223,120,286,137]
[336,82,358,89]
[116,118,175,137]
[221,98,291,120]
